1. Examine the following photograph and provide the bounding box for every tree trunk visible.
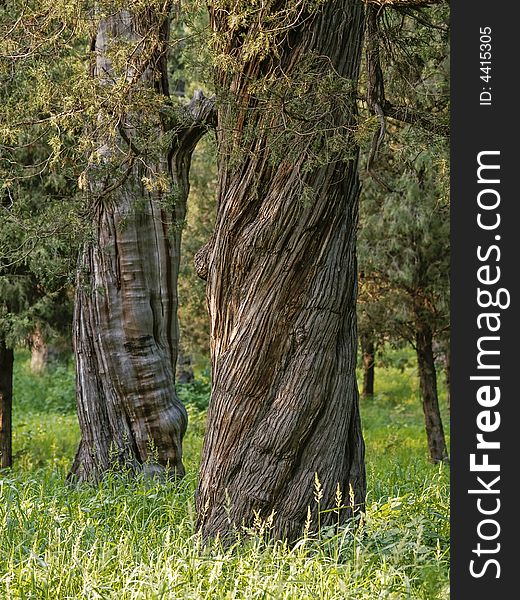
[196,0,366,542]
[0,339,14,469]
[30,326,48,375]
[415,322,448,463]
[69,8,213,482]
[176,349,194,384]
[361,335,375,398]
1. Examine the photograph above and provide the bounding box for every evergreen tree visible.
[358,3,449,462]
[359,139,449,462]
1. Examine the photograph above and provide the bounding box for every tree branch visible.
[182,90,217,133]
[168,90,216,170]
[383,100,450,137]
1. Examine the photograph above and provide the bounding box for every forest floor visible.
[1,349,450,599]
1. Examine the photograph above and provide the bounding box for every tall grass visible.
[1,350,449,599]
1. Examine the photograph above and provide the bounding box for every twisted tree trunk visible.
[0,338,13,469]
[196,0,366,542]
[69,7,213,482]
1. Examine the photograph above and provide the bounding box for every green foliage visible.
[0,2,88,349]
[13,350,75,415]
[3,349,449,599]
[12,413,78,472]
[209,0,328,69]
[358,130,449,344]
[258,57,359,171]
[378,5,450,128]
[358,341,413,372]
[357,5,450,348]
[206,0,363,185]
[0,1,202,351]
[178,372,212,411]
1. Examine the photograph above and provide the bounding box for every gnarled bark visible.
[69,8,213,482]
[196,0,366,542]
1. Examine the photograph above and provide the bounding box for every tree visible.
[1,1,216,481]
[358,2,449,463]
[0,181,77,470]
[69,4,214,482]
[1,0,89,470]
[358,138,449,462]
[195,0,366,541]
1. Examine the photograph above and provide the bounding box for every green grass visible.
[1,351,450,599]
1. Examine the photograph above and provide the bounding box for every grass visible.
[1,350,450,599]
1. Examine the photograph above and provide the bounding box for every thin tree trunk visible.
[415,322,448,463]
[30,326,48,375]
[0,338,14,469]
[361,335,375,397]
[196,0,366,542]
[176,348,194,384]
[69,8,213,482]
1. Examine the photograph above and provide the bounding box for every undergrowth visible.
[1,350,450,599]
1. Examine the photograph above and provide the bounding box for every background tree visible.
[359,152,449,463]
[357,3,449,462]
[357,278,386,398]
[0,336,13,469]
[1,1,215,481]
[1,134,79,469]
[69,4,215,482]
[360,335,376,398]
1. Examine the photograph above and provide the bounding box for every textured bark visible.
[70,9,213,482]
[361,335,375,398]
[197,0,366,542]
[415,321,448,463]
[0,339,14,469]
